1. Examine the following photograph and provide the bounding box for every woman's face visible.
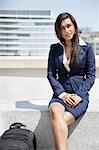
[60,18,75,42]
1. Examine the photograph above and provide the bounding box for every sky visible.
[0,0,99,31]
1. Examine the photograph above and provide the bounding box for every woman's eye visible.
[61,27,65,30]
[67,24,71,28]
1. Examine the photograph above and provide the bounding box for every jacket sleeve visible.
[76,44,96,98]
[47,44,66,97]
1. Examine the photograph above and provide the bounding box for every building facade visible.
[0,10,58,56]
[0,10,99,56]
[80,30,99,55]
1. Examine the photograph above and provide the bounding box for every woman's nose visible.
[65,27,69,33]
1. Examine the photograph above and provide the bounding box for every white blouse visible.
[63,51,70,72]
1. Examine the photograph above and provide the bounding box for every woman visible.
[47,12,96,150]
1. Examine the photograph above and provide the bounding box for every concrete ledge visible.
[0,77,52,101]
[0,55,99,68]
[0,100,99,150]
[0,76,99,102]
[0,56,47,68]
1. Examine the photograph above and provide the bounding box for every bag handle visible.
[10,122,26,129]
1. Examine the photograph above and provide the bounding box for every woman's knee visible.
[49,102,65,119]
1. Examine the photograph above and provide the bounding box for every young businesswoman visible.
[47,12,96,150]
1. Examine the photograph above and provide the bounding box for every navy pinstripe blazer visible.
[47,42,96,100]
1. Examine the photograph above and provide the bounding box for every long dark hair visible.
[55,12,79,68]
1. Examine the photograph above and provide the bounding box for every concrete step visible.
[0,100,99,150]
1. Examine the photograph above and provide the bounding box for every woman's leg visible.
[49,102,67,150]
[49,102,75,150]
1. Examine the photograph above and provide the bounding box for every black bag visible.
[0,122,36,150]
